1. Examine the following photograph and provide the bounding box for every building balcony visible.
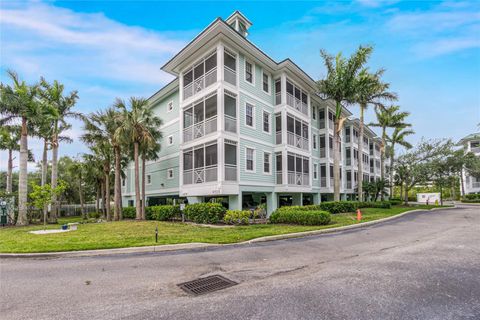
[470,147,480,154]
[224,66,236,86]
[286,93,308,116]
[287,171,309,186]
[472,182,480,188]
[183,67,217,100]
[287,132,309,151]
[183,116,217,143]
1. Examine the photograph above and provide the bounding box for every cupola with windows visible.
[225,10,252,37]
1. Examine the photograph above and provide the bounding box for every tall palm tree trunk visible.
[114,146,122,221]
[358,104,365,202]
[333,118,341,201]
[50,134,59,222]
[16,117,28,226]
[100,179,106,218]
[134,142,141,220]
[78,179,85,219]
[380,128,386,201]
[141,154,146,220]
[95,186,100,214]
[459,171,465,198]
[389,145,395,198]
[6,149,13,193]
[105,168,111,221]
[42,139,48,221]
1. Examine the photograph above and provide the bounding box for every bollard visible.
[356,209,362,221]
[155,225,158,243]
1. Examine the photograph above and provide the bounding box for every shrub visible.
[223,210,251,225]
[269,208,331,225]
[461,199,480,203]
[319,201,357,214]
[88,212,101,219]
[146,205,180,221]
[389,199,402,206]
[122,207,136,219]
[465,194,480,200]
[184,203,226,224]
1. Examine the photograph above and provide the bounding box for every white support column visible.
[280,73,287,106]
[217,43,224,84]
[282,148,288,186]
[218,137,224,183]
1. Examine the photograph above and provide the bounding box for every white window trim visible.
[263,151,272,175]
[146,174,152,185]
[167,168,174,180]
[313,164,318,180]
[261,70,271,95]
[167,100,174,113]
[168,135,173,146]
[244,59,255,86]
[245,147,256,173]
[244,101,255,128]
[262,110,271,134]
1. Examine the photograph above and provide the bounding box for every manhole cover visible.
[177,275,237,296]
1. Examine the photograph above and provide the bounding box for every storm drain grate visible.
[177,275,238,296]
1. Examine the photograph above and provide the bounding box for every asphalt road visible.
[1,205,479,320]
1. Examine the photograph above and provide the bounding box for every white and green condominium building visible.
[122,11,384,215]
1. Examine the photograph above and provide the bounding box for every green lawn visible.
[0,205,448,253]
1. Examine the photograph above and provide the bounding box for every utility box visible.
[0,200,7,225]
[417,193,441,204]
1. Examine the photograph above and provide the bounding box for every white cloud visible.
[356,0,399,8]
[0,1,185,86]
[0,1,189,171]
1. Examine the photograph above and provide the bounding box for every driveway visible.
[1,205,479,320]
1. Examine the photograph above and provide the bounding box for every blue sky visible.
[1,0,479,170]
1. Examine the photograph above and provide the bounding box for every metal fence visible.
[59,203,97,217]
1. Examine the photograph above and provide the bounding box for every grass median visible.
[0,205,450,253]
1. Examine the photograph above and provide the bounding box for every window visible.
[245,60,254,84]
[167,101,173,112]
[182,52,217,99]
[313,134,317,149]
[262,72,269,93]
[245,102,254,127]
[263,111,270,133]
[167,169,174,180]
[168,135,173,145]
[314,164,318,180]
[128,200,134,207]
[319,108,325,129]
[263,152,271,174]
[246,147,255,172]
[122,179,126,187]
[275,79,281,105]
[312,106,317,120]
[146,174,152,185]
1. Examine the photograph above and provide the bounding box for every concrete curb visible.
[0,206,456,259]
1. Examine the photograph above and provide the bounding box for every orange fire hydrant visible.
[357,209,362,221]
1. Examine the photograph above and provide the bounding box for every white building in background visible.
[458,132,480,195]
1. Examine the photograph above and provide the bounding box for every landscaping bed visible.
[0,204,451,253]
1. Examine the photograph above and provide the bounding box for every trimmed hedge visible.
[300,201,391,214]
[223,210,251,225]
[122,207,136,219]
[146,205,180,221]
[269,208,331,225]
[389,199,402,205]
[461,199,480,203]
[464,194,480,200]
[184,203,226,224]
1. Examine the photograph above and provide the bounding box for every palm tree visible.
[369,105,411,200]
[386,127,414,197]
[82,107,124,220]
[83,153,105,215]
[82,123,114,221]
[0,125,20,194]
[317,45,373,201]
[354,69,397,201]
[0,70,51,225]
[116,97,162,220]
[140,138,161,219]
[39,78,79,222]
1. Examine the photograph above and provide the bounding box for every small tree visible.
[30,180,66,228]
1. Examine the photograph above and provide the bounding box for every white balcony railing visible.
[287,132,309,151]
[224,66,236,86]
[183,68,217,100]
[320,177,327,188]
[276,171,283,184]
[225,164,237,181]
[328,120,334,129]
[287,171,309,186]
[472,182,480,188]
[275,92,281,105]
[183,165,218,185]
[224,115,236,133]
[319,147,326,158]
[329,177,334,187]
[183,116,217,143]
[286,93,308,116]
[276,132,282,144]
[347,181,352,189]
[471,147,480,154]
